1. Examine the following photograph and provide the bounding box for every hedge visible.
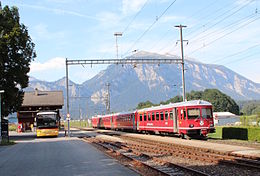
[222,127,260,141]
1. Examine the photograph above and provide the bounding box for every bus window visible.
[140,114,143,121]
[152,112,155,121]
[156,112,159,121]
[187,108,200,119]
[148,113,151,121]
[144,113,147,121]
[160,111,164,121]
[165,111,168,120]
[202,108,212,118]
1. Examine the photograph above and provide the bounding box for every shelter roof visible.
[22,90,64,107]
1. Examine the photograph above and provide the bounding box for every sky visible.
[2,0,260,84]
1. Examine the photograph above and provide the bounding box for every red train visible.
[92,100,215,139]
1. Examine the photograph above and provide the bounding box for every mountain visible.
[26,51,260,119]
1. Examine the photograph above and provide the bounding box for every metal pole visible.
[175,25,187,102]
[115,36,118,59]
[0,93,1,142]
[105,83,110,114]
[114,32,122,59]
[0,90,4,142]
[65,58,70,137]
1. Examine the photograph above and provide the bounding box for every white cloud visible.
[160,15,185,23]
[121,0,147,16]
[19,4,99,20]
[30,57,65,73]
[32,23,66,41]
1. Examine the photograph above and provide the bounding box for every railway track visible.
[117,134,260,170]
[83,136,209,176]
[77,128,260,175]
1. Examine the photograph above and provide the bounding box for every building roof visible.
[22,90,64,107]
[213,112,237,118]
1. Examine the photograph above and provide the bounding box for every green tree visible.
[201,89,239,114]
[0,5,36,116]
[136,100,154,109]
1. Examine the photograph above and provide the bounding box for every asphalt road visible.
[0,132,138,176]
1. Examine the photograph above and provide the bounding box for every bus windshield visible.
[202,108,212,118]
[187,108,200,119]
[37,114,57,129]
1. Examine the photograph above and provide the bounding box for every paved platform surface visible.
[77,128,260,158]
[0,132,139,176]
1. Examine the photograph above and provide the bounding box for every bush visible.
[222,127,260,142]
[222,127,248,140]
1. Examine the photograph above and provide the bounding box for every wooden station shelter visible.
[17,89,64,131]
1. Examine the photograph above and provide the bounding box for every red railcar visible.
[92,100,215,138]
[113,111,136,131]
[91,115,99,128]
[136,100,215,138]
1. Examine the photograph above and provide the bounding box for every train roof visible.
[91,100,211,118]
[138,100,212,112]
[92,110,136,119]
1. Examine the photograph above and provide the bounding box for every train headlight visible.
[210,124,214,127]
[189,124,194,128]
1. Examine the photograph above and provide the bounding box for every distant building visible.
[17,89,64,131]
[213,112,240,126]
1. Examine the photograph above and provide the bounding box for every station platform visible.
[0,131,139,176]
[78,128,260,158]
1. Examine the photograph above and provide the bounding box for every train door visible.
[111,116,114,129]
[132,114,136,131]
[172,108,178,133]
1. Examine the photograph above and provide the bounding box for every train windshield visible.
[187,108,200,119]
[202,108,212,119]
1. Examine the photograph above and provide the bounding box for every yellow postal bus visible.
[35,111,59,137]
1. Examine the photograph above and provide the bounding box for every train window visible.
[140,114,143,121]
[183,109,186,120]
[156,112,159,120]
[187,108,200,119]
[148,113,151,121]
[160,111,164,121]
[202,108,212,118]
[144,113,147,121]
[152,112,155,121]
[170,111,173,120]
[165,111,168,120]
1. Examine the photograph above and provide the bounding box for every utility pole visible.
[105,83,110,114]
[78,86,82,126]
[175,25,187,102]
[0,90,4,142]
[65,58,70,137]
[114,32,122,59]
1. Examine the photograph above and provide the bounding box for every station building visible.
[17,89,64,131]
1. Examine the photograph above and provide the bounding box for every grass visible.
[208,126,260,142]
[63,120,91,128]
[8,124,17,131]
[208,126,222,139]
[0,140,15,146]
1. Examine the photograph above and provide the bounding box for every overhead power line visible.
[190,12,256,44]
[122,0,149,34]
[187,15,260,56]
[211,42,260,64]
[188,0,254,42]
[185,0,253,40]
[123,0,177,57]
